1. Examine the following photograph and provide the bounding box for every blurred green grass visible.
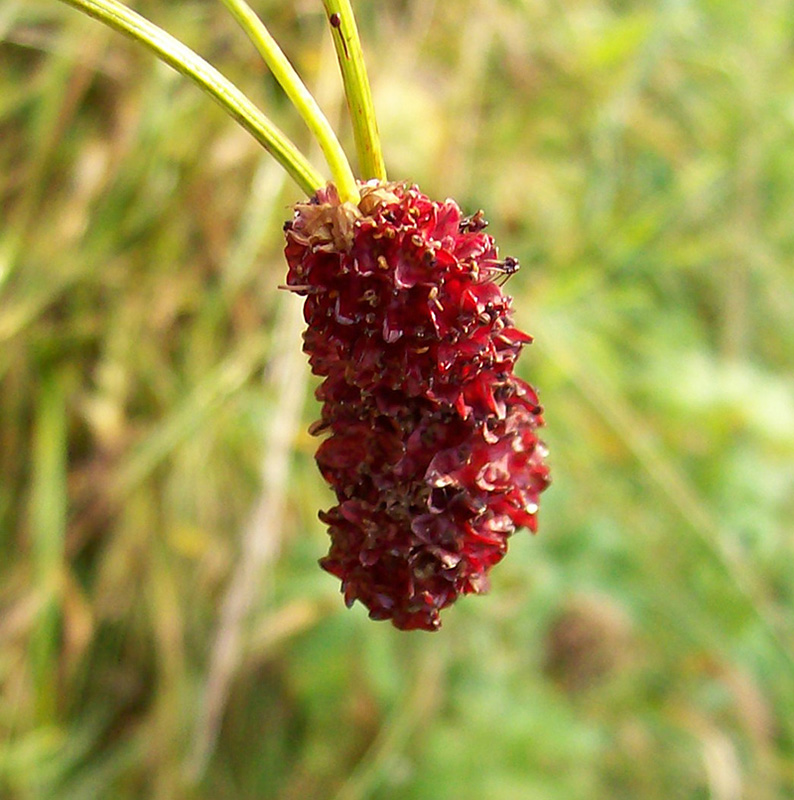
[2,0,794,798]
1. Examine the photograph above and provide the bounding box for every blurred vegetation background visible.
[2,0,794,797]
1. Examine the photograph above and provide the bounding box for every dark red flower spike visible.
[285,181,550,631]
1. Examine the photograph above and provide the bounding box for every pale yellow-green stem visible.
[220,0,359,203]
[56,0,325,196]
[321,0,386,181]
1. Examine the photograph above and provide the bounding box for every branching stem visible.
[56,0,325,196]
[220,0,359,203]
[321,0,386,181]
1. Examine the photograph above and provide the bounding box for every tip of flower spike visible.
[285,182,550,630]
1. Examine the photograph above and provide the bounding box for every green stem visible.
[56,0,324,196]
[321,0,386,181]
[220,0,359,203]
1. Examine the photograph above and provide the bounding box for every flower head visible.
[285,181,549,630]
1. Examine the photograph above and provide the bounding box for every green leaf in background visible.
[2,1,793,798]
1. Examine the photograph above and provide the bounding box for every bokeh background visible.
[2,0,794,797]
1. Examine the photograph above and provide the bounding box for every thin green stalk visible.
[56,0,324,196]
[220,0,359,204]
[30,373,67,725]
[321,0,386,181]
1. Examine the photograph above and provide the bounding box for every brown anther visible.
[459,209,489,233]
[482,256,520,285]
[361,288,379,306]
